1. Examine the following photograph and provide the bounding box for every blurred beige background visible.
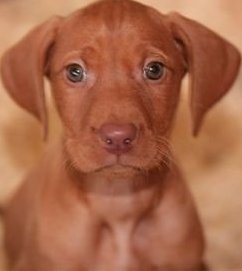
[0,0,241,270]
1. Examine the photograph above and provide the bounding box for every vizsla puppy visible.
[1,0,240,270]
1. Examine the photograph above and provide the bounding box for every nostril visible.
[123,138,132,145]
[105,138,113,145]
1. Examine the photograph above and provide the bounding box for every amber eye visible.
[144,61,165,80]
[66,63,85,83]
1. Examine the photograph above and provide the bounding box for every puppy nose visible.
[98,123,137,154]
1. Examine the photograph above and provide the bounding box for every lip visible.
[92,162,142,174]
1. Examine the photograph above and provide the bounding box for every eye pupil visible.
[66,64,84,82]
[144,62,165,80]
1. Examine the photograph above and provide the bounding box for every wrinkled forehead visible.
[54,0,177,60]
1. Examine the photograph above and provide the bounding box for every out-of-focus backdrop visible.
[0,0,241,270]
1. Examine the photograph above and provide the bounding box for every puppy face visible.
[49,1,185,173]
[1,0,240,175]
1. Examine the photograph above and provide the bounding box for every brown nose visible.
[98,123,137,155]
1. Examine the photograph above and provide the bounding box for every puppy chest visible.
[37,211,161,270]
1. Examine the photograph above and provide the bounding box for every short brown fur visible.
[1,0,240,270]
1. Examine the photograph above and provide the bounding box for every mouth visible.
[92,162,143,174]
[65,133,172,175]
[91,152,145,174]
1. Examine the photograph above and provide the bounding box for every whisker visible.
[152,135,177,170]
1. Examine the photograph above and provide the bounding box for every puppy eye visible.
[144,61,165,80]
[66,63,85,83]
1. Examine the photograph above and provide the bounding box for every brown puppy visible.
[1,0,240,270]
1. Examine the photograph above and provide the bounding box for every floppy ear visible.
[1,16,62,139]
[168,13,241,136]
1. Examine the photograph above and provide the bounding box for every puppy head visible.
[1,0,240,174]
